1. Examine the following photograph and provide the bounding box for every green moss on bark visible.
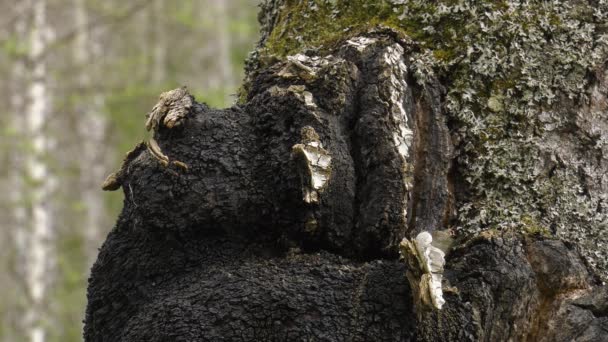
[253,0,608,280]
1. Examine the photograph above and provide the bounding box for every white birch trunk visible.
[24,1,54,341]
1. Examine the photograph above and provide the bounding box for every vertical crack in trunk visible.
[409,79,453,236]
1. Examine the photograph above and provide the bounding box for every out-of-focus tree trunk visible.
[24,1,55,341]
[73,0,108,268]
[151,0,167,85]
[3,2,29,341]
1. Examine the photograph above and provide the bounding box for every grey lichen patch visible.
[486,95,504,113]
[400,231,447,310]
[253,0,608,279]
[145,86,193,131]
[291,126,332,204]
[400,1,607,280]
[146,137,170,167]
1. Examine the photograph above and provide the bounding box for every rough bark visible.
[85,1,608,341]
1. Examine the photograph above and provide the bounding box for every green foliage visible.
[195,87,235,108]
[105,84,154,152]
[1,35,28,58]
[171,1,197,28]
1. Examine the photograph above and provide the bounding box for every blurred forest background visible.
[0,0,259,341]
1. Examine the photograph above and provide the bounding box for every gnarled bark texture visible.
[86,1,608,341]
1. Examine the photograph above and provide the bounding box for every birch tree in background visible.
[24,0,55,341]
[0,1,259,340]
[73,0,109,267]
[1,1,29,340]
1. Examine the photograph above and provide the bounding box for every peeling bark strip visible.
[87,29,608,342]
[400,231,447,310]
[291,126,332,204]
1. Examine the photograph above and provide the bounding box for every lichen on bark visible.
[248,0,608,281]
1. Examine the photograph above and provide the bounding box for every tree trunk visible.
[4,2,30,340]
[85,1,608,341]
[73,0,109,268]
[25,1,55,342]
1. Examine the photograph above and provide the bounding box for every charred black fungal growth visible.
[86,1,608,340]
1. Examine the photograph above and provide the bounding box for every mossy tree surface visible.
[249,0,608,281]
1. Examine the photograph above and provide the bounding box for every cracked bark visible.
[85,17,607,342]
